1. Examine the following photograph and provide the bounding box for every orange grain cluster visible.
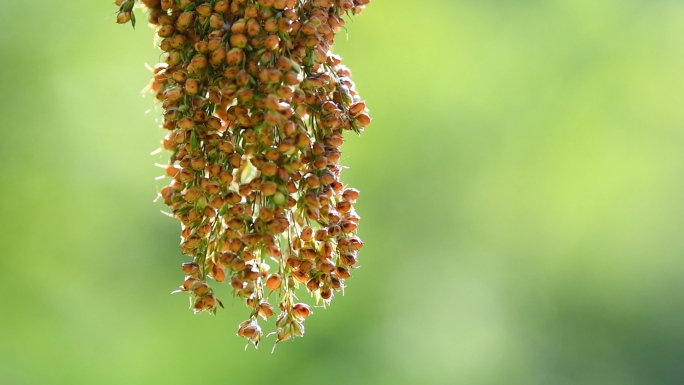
[115,0,370,347]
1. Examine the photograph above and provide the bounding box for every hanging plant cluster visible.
[114,0,371,347]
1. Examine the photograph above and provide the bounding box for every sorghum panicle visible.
[115,0,371,347]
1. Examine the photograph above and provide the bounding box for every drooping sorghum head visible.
[116,0,371,348]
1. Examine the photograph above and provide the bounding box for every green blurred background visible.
[2,0,684,384]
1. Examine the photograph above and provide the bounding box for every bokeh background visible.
[2,0,684,384]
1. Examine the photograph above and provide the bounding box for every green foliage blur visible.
[1,0,684,384]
